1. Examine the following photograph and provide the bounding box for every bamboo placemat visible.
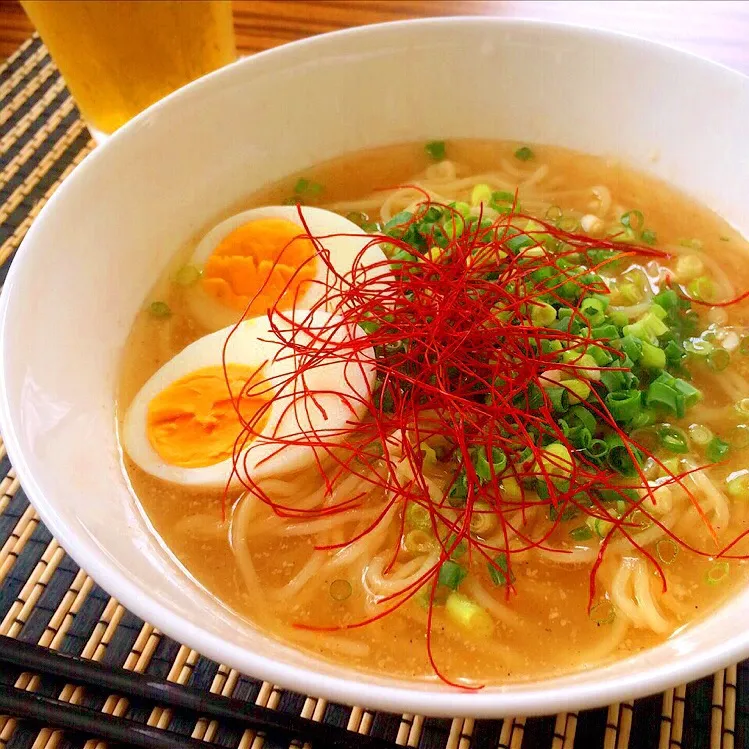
[0,34,748,749]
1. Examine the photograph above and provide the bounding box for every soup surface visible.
[119,140,749,685]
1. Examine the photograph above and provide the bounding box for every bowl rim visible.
[2,15,749,718]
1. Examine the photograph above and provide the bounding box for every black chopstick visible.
[0,635,400,749]
[0,687,231,749]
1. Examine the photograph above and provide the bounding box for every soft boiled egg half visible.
[185,205,388,332]
[122,309,375,488]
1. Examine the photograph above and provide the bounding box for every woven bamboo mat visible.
[0,34,748,749]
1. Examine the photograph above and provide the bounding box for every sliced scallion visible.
[706,436,730,463]
[570,525,594,542]
[707,348,730,371]
[175,264,202,286]
[621,210,645,232]
[605,390,642,423]
[445,592,494,636]
[585,439,609,460]
[657,425,689,454]
[705,561,729,585]
[149,301,171,318]
[425,140,446,160]
[656,539,679,565]
[438,560,467,590]
[294,177,324,197]
[330,579,353,601]
[589,601,616,625]
[688,423,713,447]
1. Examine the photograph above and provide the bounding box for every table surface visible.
[1,0,749,74]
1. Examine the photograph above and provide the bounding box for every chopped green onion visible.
[537,443,574,481]
[492,190,515,204]
[654,289,679,312]
[605,390,642,423]
[346,211,378,232]
[514,146,534,161]
[640,341,666,369]
[646,377,686,418]
[619,335,643,362]
[621,210,644,231]
[442,214,465,239]
[294,177,324,197]
[531,302,557,326]
[425,140,446,160]
[674,378,702,407]
[641,229,657,245]
[445,592,494,636]
[649,303,668,321]
[580,297,607,326]
[616,282,644,305]
[488,553,515,586]
[686,276,715,302]
[726,471,749,498]
[585,439,609,460]
[590,324,619,342]
[565,353,600,381]
[684,337,713,357]
[557,215,580,232]
[657,425,689,454]
[623,312,669,342]
[707,348,730,371]
[404,529,436,554]
[589,601,616,625]
[438,560,467,590]
[588,344,614,366]
[609,225,635,243]
[731,424,749,449]
[706,436,730,463]
[330,579,353,601]
[740,336,749,356]
[470,183,492,206]
[406,503,431,530]
[679,238,703,251]
[705,561,729,585]
[630,408,656,430]
[674,255,704,283]
[470,503,498,536]
[585,514,615,538]
[570,525,594,542]
[174,264,202,286]
[656,539,679,565]
[149,301,171,318]
[446,534,467,559]
[473,446,508,483]
[561,379,591,404]
[605,435,644,477]
[688,423,713,447]
[546,386,569,413]
[501,476,522,499]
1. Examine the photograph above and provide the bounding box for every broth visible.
[119,140,749,684]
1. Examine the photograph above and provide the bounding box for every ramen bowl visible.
[2,18,749,717]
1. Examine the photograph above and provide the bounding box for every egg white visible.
[122,309,375,489]
[186,205,389,332]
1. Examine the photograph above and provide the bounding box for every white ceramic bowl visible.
[2,18,749,718]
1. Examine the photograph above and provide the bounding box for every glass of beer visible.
[21,0,237,142]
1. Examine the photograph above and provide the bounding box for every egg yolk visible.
[201,218,318,315]
[146,364,273,468]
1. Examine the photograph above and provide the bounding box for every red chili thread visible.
[216,199,749,687]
